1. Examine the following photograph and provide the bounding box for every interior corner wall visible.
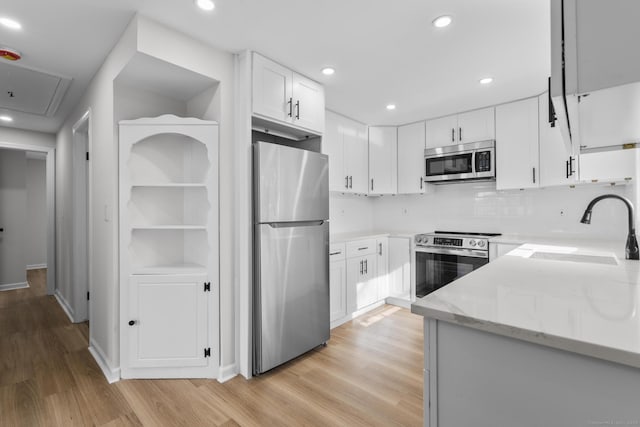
[26,158,47,267]
[114,83,188,121]
[330,193,376,235]
[0,149,27,286]
[135,15,238,373]
[55,16,138,373]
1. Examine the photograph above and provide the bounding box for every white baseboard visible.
[89,338,120,384]
[26,264,47,270]
[330,300,386,329]
[385,296,411,309]
[218,363,238,383]
[0,282,29,292]
[54,290,75,323]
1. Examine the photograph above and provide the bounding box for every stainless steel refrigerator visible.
[253,141,330,375]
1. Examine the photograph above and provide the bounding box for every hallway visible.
[0,270,423,426]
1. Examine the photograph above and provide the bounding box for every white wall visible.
[370,183,635,241]
[0,149,27,286]
[330,193,376,235]
[0,127,56,150]
[26,157,47,267]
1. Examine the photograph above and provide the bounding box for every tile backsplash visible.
[331,181,638,240]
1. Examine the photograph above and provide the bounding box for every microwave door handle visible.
[471,150,477,174]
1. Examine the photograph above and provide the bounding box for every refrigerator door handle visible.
[267,221,325,228]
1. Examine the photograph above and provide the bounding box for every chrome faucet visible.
[580,194,639,260]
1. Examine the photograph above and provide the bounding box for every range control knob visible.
[478,240,486,248]
[416,236,422,244]
[423,237,429,244]
[469,239,477,247]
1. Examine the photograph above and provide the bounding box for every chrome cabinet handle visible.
[345,176,349,189]
[364,260,368,274]
[329,251,341,256]
[295,100,300,119]
[349,176,353,189]
[459,127,462,142]
[533,167,536,184]
[287,98,293,117]
[420,177,423,190]
[360,260,363,274]
[566,160,570,179]
[371,178,374,191]
[451,128,455,142]
[378,243,382,256]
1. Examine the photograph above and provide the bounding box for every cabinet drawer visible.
[329,243,346,261]
[346,239,376,258]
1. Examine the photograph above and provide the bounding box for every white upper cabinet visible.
[324,110,369,194]
[252,53,324,134]
[496,98,540,190]
[292,73,325,133]
[578,82,640,150]
[539,93,578,187]
[397,121,427,194]
[457,107,495,144]
[425,107,495,148]
[368,126,398,195]
[425,114,457,148]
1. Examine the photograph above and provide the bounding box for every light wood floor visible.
[0,270,423,426]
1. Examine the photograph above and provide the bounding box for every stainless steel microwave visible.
[424,140,495,183]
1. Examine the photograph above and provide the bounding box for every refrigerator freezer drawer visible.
[254,221,330,374]
[254,141,329,223]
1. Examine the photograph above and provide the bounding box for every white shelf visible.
[130,183,207,188]
[131,225,207,230]
[131,263,207,275]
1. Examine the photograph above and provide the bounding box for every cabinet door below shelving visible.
[127,274,209,369]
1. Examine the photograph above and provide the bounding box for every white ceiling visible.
[0,0,550,133]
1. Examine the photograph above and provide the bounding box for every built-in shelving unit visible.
[119,114,219,379]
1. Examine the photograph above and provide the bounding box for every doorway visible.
[72,111,91,324]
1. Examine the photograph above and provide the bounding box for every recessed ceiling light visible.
[386,104,396,111]
[0,115,14,122]
[321,67,335,76]
[432,15,452,28]
[0,17,21,30]
[479,77,494,85]
[195,0,215,11]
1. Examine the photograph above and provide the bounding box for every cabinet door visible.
[397,122,427,194]
[578,82,640,150]
[426,114,458,148]
[330,260,347,322]
[579,149,638,183]
[356,254,378,310]
[343,120,369,194]
[346,257,361,313]
[292,73,325,134]
[368,127,398,195]
[457,107,495,144]
[323,111,346,192]
[375,238,389,301]
[388,237,411,299]
[252,53,293,124]
[127,274,209,369]
[496,98,540,190]
[539,93,578,187]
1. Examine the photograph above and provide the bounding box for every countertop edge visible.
[411,304,640,370]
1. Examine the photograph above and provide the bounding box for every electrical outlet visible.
[560,209,565,217]
[402,208,408,215]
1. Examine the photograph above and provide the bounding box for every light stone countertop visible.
[412,239,640,369]
[330,230,421,244]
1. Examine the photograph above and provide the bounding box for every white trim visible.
[385,296,411,309]
[26,264,47,270]
[0,282,29,291]
[89,338,121,384]
[0,142,55,296]
[330,300,386,329]
[54,289,75,323]
[217,363,238,383]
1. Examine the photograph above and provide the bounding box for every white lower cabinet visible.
[329,243,347,322]
[127,274,209,369]
[350,254,378,310]
[388,237,411,299]
[375,238,389,300]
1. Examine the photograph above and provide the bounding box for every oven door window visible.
[416,251,487,298]
[425,153,473,177]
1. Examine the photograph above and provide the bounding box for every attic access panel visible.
[0,61,71,117]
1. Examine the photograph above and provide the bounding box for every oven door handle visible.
[416,246,488,259]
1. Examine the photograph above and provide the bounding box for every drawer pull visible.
[358,247,368,251]
[329,251,341,256]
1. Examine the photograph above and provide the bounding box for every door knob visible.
[128,320,136,326]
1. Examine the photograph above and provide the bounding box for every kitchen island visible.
[411,240,640,427]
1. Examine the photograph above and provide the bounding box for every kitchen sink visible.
[529,252,618,265]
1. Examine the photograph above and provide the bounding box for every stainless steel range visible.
[414,231,501,298]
